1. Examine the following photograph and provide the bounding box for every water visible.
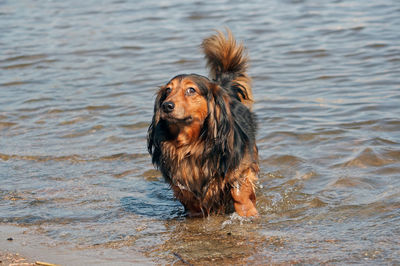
[1,0,399,264]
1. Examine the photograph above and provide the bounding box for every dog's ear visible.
[204,84,241,176]
[147,87,166,157]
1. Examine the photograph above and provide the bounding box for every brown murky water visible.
[1,0,399,264]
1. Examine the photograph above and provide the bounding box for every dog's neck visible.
[165,120,203,147]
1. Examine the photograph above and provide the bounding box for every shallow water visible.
[1,0,400,264]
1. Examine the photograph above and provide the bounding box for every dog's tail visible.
[202,29,253,108]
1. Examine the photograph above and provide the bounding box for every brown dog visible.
[147,29,259,217]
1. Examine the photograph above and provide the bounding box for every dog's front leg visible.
[231,178,258,217]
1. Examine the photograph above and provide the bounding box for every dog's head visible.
[158,74,209,126]
[149,73,232,141]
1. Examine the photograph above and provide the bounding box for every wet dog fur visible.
[147,29,259,217]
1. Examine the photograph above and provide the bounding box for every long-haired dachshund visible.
[147,29,259,217]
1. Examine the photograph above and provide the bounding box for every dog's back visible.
[202,29,253,109]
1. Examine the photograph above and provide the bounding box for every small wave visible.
[58,116,90,126]
[17,105,51,112]
[315,75,347,80]
[336,147,395,168]
[351,26,365,31]
[330,176,376,189]
[85,105,114,111]
[120,46,143,50]
[364,43,388,49]
[0,153,85,163]
[262,154,305,167]
[23,97,54,104]
[172,59,198,65]
[328,201,400,220]
[0,152,148,163]
[372,166,400,175]
[0,121,17,129]
[0,81,30,86]
[338,119,379,129]
[70,48,109,56]
[102,82,125,88]
[142,169,161,181]
[103,136,127,144]
[286,49,327,55]
[113,169,137,179]
[259,129,343,143]
[1,59,57,70]
[0,54,47,63]
[0,215,45,225]
[1,62,36,69]
[98,152,147,161]
[61,125,104,138]
[308,197,327,208]
[120,122,149,130]
[365,137,399,146]
[259,131,306,142]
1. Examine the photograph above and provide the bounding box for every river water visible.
[1,0,399,264]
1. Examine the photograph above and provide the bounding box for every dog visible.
[147,29,259,217]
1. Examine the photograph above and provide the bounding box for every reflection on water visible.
[1,0,399,264]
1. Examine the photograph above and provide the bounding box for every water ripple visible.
[0,0,399,264]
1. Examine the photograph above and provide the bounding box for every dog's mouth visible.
[161,113,193,125]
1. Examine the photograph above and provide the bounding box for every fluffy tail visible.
[202,29,253,108]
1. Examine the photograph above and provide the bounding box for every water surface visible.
[1,0,399,264]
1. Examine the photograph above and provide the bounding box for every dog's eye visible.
[186,87,196,95]
[165,87,172,94]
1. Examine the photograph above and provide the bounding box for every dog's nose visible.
[162,101,175,113]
